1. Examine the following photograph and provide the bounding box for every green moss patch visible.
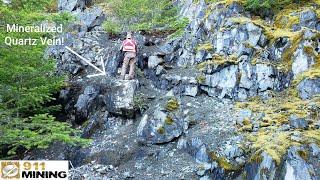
[236,90,312,125]
[236,89,320,165]
[210,152,242,171]
[246,131,295,165]
[297,150,309,160]
[165,116,174,125]
[157,126,165,134]
[197,54,239,72]
[196,75,206,84]
[196,43,213,51]
[166,98,179,111]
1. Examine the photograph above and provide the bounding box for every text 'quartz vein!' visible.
[5,24,64,46]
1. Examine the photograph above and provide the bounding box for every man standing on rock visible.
[120,32,138,80]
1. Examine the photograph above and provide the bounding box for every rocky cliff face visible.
[28,0,320,179]
[161,0,320,101]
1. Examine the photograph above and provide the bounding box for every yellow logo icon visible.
[1,162,20,179]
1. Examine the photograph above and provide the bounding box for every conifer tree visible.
[0,0,89,159]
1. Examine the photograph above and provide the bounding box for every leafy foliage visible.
[245,0,295,12]
[101,0,188,34]
[102,20,122,34]
[0,1,89,158]
[5,0,58,12]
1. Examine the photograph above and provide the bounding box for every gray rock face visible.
[58,0,85,12]
[289,115,308,129]
[246,152,277,180]
[148,56,163,69]
[201,65,238,98]
[256,64,278,91]
[299,10,319,30]
[81,112,105,138]
[47,31,122,77]
[137,97,185,144]
[224,145,243,160]
[169,0,320,101]
[177,138,210,163]
[171,1,298,100]
[78,7,106,32]
[297,78,320,100]
[75,85,100,122]
[284,146,316,180]
[310,143,320,156]
[292,42,315,76]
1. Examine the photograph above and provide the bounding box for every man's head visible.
[126,32,132,39]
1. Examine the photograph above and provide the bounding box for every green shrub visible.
[8,0,58,12]
[245,0,294,13]
[101,0,188,33]
[102,20,122,34]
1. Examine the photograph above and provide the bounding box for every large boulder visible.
[137,97,185,144]
[103,80,138,117]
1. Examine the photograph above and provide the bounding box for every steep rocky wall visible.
[157,0,320,100]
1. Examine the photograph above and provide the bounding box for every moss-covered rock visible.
[236,89,320,165]
[209,152,242,171]
[137,97,184,144]
[196,43,213,51]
